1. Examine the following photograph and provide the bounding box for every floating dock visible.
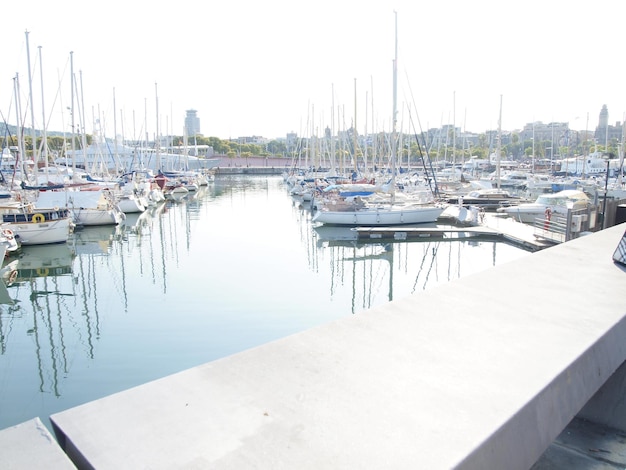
[355,215,554,251]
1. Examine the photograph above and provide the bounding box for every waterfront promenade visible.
[3,222,623,468]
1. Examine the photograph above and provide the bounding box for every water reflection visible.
[300,198,525,313]
[13,244,75,281]
[0,203,173,426]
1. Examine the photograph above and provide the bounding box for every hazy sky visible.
[2,1,624,141]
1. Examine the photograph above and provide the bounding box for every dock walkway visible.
[356,213,554,251]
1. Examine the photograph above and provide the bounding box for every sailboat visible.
[34,188,125,226]
[312,14,445,226]
[1,203,73,245]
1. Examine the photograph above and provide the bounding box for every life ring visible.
[32,213,45,224]
[543,207,552,230]
[8,270,17,283]
[2,229,13,239]
[544,207,552,220]
[36,268,49,277]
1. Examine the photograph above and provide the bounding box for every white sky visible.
[2,0,624,141]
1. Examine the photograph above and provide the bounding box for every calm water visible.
[0,175,530,431]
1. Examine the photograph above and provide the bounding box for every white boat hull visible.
[75,209,124,226]
[4,218,73,245]
[117,195,148,214]
[498,204,553,224]
[312,204,444,226]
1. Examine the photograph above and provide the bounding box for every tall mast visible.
[391,11,398,199]
[70,51,76,174]
[14,74,27,182]
[25,30,37,165]
[452,91,456,171]
[79,70,89,173]
[371,75,376,173]
[353,77,358,174]
[113,87,119,174]
[496,94,502,189]
[331,84,336,172]
[155,83,161,171]
[38,46,49,178]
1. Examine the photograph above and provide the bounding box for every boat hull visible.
[117,195,148,214]
[75,209,124,226]
[3,218,73,245]
[312,205,444,226]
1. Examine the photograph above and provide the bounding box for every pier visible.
[2,223,626,468]
[355,213,557,252]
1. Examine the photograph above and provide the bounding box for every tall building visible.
[185,110,200,136]
[598,104,609,128]
[594,105,623,147]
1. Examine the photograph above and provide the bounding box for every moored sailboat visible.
[0,204,73,245]
[34,189,125,227]
[312,14,445,226]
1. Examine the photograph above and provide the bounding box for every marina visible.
[1,13,625,468]
[0,175,533,434]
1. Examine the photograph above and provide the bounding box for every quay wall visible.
[211,156,290,175]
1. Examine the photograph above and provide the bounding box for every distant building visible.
[594,105,623,146]
[185,110,200,136]
[520,121,569,145]
[286,132,299,154]
[234,136,269,145]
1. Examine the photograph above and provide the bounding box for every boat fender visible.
[32,213,45,223]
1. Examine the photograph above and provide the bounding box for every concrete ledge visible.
[0,418,76,469]
[50,224,626,469]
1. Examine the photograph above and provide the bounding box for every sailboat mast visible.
[496,94,502,189]
[391,11,398,199]
[25,31,38,166]
[370,75,376,173]
[113,87,120,174]
[70,51,77,175]
[331,84,336,173]
[38,46,49,179]
[79,71,90,174]
[353,78,358,175]
[13,74,27,183]
[452,91,456,171]
[155,83,161,171]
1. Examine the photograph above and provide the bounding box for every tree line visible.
[0,128,620,164]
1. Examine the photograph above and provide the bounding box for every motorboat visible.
[446,188,525,211]
[496,189,591,224]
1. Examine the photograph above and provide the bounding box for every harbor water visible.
[0,175,531,432]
